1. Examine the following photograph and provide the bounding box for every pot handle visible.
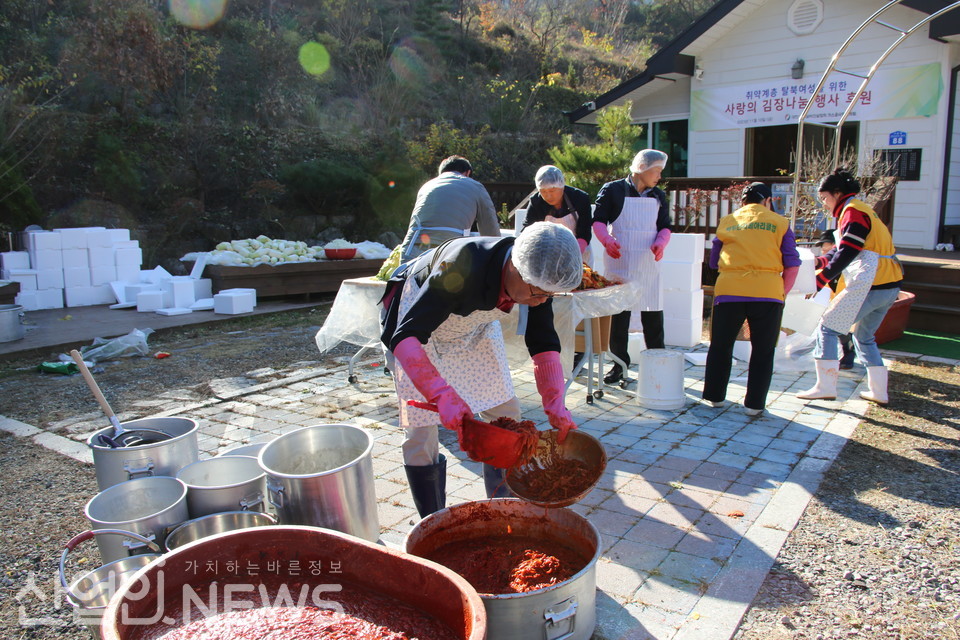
[266,477,284,509]
[544,596,578,640]
[58,529,161,605]
[240,490,265,511]
[123,457,155,481]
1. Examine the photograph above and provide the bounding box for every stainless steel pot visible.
[87,417,199,491]
[84,476,189,563]
[216,441,269,458]
[258,423,379,542]
[0,304,25,342]
[58,529,161,639]
[406,499,602,640]
[164,511,277,551]
[176,455,266,517]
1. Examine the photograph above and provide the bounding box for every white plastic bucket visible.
[636,349,686,410]
[793,247,817,294]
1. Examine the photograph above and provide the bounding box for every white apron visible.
[394,275,514,429]
[820,250,879,334]
[603,197,661,329]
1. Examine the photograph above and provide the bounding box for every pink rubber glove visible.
[532,351,576,443]
[651,228,671,261]
[782,266,799,296]
[577,238,589,255]
[592,221,621,259]
[393,337,471,433]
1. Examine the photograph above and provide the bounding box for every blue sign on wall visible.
[889,130,907,146]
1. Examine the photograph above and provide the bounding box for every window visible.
[652,120,688,177]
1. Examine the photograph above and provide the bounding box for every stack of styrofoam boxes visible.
[660,232,705,349]
[129,259,219,316]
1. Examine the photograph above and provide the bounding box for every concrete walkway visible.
[2,337,947,639]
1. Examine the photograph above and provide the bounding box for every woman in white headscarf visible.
[522,165,593,256]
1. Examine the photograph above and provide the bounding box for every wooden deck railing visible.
[486,176,895,241]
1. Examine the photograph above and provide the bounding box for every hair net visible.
[512,221,583,292]
[535,165,565,189]
[630,149,668,174]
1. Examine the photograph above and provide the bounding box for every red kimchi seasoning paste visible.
[425,535,587,594]
[509,436,599,503]
[140,582,457,640]
[489,417,540,466]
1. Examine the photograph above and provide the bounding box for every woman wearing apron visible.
[797,169,903,404]
[592,149,673,384]
[380,222,583,518]
[522,165,594,256]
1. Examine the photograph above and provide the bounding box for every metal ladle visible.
[68,350,168,448]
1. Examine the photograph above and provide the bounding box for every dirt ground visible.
[0,307,957,639]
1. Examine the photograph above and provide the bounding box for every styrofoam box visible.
[114,240,139,249]
[26,231,62,252]
[192,278,213,300]
[37,269,65,290]
[137,290,165,312]
[214,291,255,315]
[30,249,63,271]
[63,268,92,288]
[54,227,105,249]
[191,298,214,311]
[661,261,701,292]
[86,229,113,248]
[664,315,702,348]
[662,232,705,264]
[218,287,257,306]
[90,265,117,286]
[7,269,37,291]
[125,283,155,301]
[164,277,195,308]
[663,288,705,320]
[65,285,111,307]
[88,246,115,268]
[107,229,131,243]
[116,264,140,284]
[62,248,89,270]
[36,288,64,309]
[15,290,40,310]
[22,288,66,311]
[1,251,31,270]
[115,247,142,267]
[156,307,193,316]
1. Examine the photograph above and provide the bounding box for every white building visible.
[567,0,960,249]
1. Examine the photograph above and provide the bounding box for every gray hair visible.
[535,165,565,189]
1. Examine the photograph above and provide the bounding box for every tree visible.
[546,101,640,197]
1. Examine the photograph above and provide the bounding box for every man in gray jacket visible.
[398,155,500,261]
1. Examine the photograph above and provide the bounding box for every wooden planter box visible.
[202,259,383,298]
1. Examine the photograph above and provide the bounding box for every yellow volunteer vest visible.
[715,203,790,301]
[841,199,903,286]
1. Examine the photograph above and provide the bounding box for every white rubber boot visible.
[797,360,839,400]
[860,365,889,404]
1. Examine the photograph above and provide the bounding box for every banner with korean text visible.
[690,62,942,131]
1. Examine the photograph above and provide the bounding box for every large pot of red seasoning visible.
[100,525,486,640]
[405,498,601,640]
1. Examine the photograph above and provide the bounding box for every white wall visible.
[679,0,959,248]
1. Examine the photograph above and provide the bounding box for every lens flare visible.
[168,0,226,29]
[299,42,331,77]
[388,181,396,188]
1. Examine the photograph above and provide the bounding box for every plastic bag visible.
[67,328,155,364]
[774,331,817,372]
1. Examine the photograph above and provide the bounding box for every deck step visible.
[906,302,960,333]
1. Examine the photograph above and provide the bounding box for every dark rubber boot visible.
[604,364,623,384]
[404,454,447,518]
[482,463,511,498]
